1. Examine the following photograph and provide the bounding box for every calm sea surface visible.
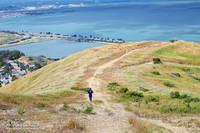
[0,0,200,58]
[0,40,104,58]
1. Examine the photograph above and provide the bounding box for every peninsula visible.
[0,30,126,48]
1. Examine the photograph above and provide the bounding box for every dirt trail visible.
[86,45,189,133]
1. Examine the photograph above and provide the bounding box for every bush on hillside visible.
[151,71,161,75]
[179,94,189,99]
[144,96,160,103]
[34,103,46,109]
[17,107,26,116]
[11,75,17,81]
[182,68,190,72]
[184,97,200,103]
[71,87,89,92]
[107,82,120,90]
[170,91,180,98]
[83,106,93,114]
[139,87,149,92]
[163,81,175,88]
[170,73,181,78]
[125,91,144,98]
[117,88,129,93]
[121,91,144,102]
[153,58,162,64]
[169,40,178,43]
[159,103,200,114]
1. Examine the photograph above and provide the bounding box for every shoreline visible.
[0,30,126,48]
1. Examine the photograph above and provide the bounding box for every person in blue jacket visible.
[87,88,94,102]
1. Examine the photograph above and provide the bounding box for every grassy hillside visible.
[0,42,138,94]
[1,41,200,96]
[1,41,200,133]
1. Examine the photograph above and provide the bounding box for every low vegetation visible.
[107,82,120,90]
[71,87,89,92]
[60,119,85,133]
[129,117,148,133]
[17,107,26,116]
[82,106,94,114]
[153,58,162,64]
[60,102,81,113]
[163,81,176,88]
[108,82,200,114]
[169,40,178,43]
[139,87,149,92]
[129,117,168,133]
[0,90,81,107]
[151,71,160,75]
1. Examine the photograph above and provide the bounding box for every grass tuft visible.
[82,106,94,114]
[71,87,89,92]
[17,107,26,116]
[163,81,175,88]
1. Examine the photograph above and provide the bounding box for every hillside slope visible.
[1,41,200,133]
[1,41,200,96]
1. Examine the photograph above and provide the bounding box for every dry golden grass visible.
[18,56,54,65]
[58,118,85,133]
[1,40,200,97]
[0,42,140,95]
[129,117,148,133]
[128,117,169,133]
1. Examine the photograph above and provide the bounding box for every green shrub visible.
[139,87,149,92]
[170,73,181,78]
[60,102,70,111]
[180,94,189,99]
[123,91,144,102]
[159,106,173,113]
[151,71,160,75]
[153,58,162,64]
[60,102,81,113]
[160,103,200,114]
[71,87,89,92]
[192,76,200,82]
[12,75,17,81]
[83,106,93,114]
[169,40,178,43]
[184,97,200,103]
[34,103,46,109]
[133,97,143,102]
[63,102,68,107]
[181,68,190,72]
[170,91,180,98]
[107,82,120,90]
[125,91,144,98]
[164,82,175,88]
[70,107,81,113]
[117,88,129,93]
[144,96,159,103]
[17,107,26,116]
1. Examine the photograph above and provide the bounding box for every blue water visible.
[0,40,104,58]
[0,0,200,57]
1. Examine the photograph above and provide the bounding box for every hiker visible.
[87,88,94,102]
